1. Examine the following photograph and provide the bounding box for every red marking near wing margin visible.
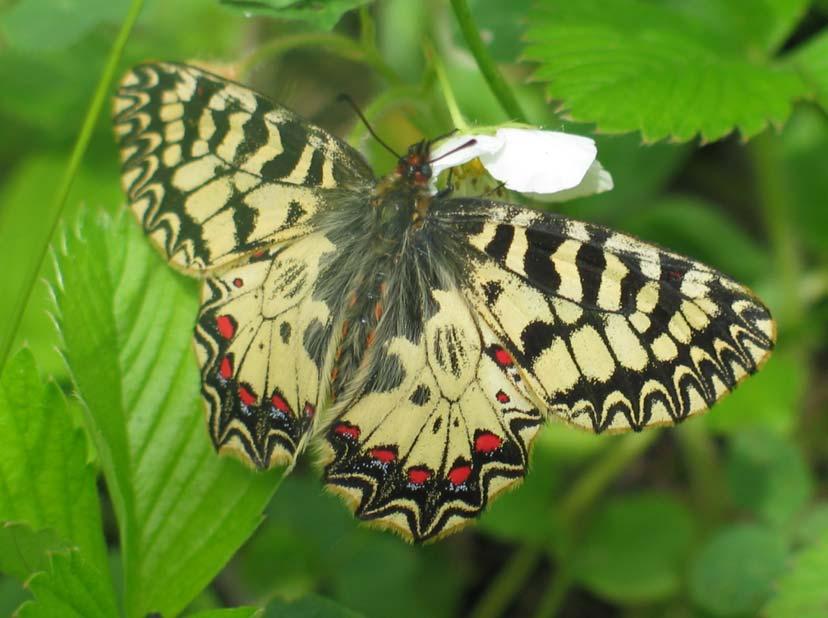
[216,314,236,339]
[334,423,360,440]
[495,390,510,404]
[219,356,233,379]
[303,402,316,417]
[369,448,396,464]
[448,464,472,486]
[475,431,503,453]
[238,384,257,406]
[271,392,291,414]
[407,467,431,485]
[232,278,244,288]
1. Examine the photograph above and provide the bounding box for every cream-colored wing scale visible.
[438,201,775,433]
[322,288,543,541]
[113,62,372,272]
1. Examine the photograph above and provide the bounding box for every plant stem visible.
[676,420,726,528]
[429,42,468,131]
[558,430,660,525]
[0,0,145,374]
[533,566,573,618]
[469,546,541,618]
[237,32,400,84]
[449,0,527,122]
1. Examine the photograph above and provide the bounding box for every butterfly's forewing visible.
[322,287,543,542]
[438,200,775,432]
[113,62,373,273]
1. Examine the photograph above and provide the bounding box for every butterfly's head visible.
[395,141,433,187]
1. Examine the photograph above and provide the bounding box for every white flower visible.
[429,127,613,202]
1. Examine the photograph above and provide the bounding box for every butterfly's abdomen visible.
[330,267,390,399]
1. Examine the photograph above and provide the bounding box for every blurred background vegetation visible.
[1,0,827,617]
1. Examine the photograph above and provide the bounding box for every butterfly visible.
[113,62,775,542]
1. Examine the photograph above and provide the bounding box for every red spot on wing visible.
[238,384,257,406]
[448,464,472,486]
[303,402,315,417]
[493,346,513,367]
[407,467,431,485]
[369,447,397,463]
[495,390,510,404]
[270,392,291,414]
[219,355,233,379]
[474,431,503,453]
[232,278,244,288]
[216,314,236,339]
[334,423,360,440]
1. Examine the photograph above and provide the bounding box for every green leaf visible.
[0,575,30,617]
[688,523,787,616]
[570,492,695,604]
[0,524,70,582]
[0,0,130,52]
[726,429,813,528]
[54,211,281,618]
[0,349,108,582]
[660,0,809,54]
[524,0,807,142]
[220,0,372,30]
[15,550,118,618]
[187,608,262,618]
[264,594,364,618]
[790,29,828,112]
[0,154,123,380]
[764,535,828,618]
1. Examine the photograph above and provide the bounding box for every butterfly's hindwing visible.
[322,287,543,542]
[195,233,340,468]
[438,201,775,433]
[114,62,373,272]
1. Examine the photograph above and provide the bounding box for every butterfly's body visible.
[115,62,775,542]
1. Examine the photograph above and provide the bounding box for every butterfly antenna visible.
[428,138,477,163]
[337,94,400,159]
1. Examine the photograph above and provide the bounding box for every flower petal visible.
[429,133,502,180]
[480,128,597,194]
[529,160,614,202]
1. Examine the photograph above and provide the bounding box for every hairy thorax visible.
[325,179,432,398]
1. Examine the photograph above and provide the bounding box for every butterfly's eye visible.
[419,163,432,178]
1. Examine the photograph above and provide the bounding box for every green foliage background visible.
[1,0,827,616]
